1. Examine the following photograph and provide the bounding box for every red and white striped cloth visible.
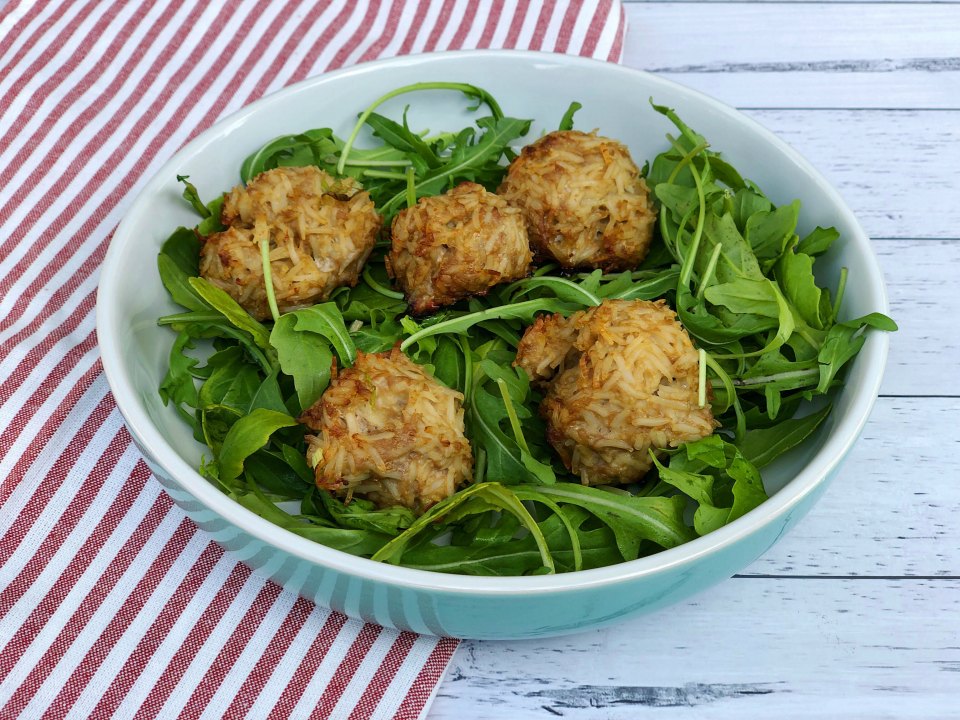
[0,1,626,717]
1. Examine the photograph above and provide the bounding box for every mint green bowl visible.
[97,50,889,640]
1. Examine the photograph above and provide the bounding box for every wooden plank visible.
[730,110,960,240]
[625,0,947,4]
[431,577,960,719]
[874,239,959,396]
[743,396,960,577]
[622,3,960,108]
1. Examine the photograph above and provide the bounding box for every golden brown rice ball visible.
[386,182,533,315]
[498,130,657,271]
[199,166,380,320]
[300,346,473,513]
[515,299,716,485]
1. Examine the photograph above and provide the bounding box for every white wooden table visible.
[431,2,960,716]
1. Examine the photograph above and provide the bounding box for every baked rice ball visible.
[498,130,657,271]
[199,166,380,320]
[300,346,473,513]
[515,299,717,485]
[386,181,533,314]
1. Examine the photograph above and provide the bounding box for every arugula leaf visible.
[402,509,619,575]
[400,298,573,351]
[744,200,799,266]
[372,483,555,572]
[558,101,582,131]
[158,331,200,425]
[798,226,839,256]
[187,277,274,357]
[285,304,357,366]
[244,449,312,500]
[218,408,297,484]
[776,240,830,330]
[378,115,532,219]
[739,403,832,467]
[365,111,441,169]
[248,369,289,414]
[515,484,695,559]
[816,312,898,392]
[197,195,226,236]
[270,316,334,412]
[157,228,207,312]
[313,491,417,535]
[177,175,211,217]
[230,489,393,555]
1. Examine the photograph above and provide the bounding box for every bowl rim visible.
[97,48,890,596]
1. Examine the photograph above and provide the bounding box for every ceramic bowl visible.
[97,50,889,640]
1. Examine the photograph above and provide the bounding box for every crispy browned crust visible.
[300,346,473,513]
[387,182,532,314]
[199,166,380,320]
[498,130,657,271]
[515,300,717,485]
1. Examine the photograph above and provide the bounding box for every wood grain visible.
[431,2,956,717]
[743,396,960,577]
[715,110,959,240]
[432,577,960,719]
[874,239,959,396]
[622,3,960,109]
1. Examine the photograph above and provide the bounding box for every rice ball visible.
[199,166,380,320]
[498,130,657,271]
[300,346,473,513]
[386,181,532,314]
[515,299,717,485]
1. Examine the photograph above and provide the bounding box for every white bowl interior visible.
[98,51,889,593]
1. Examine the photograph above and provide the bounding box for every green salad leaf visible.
[153,84,895,576]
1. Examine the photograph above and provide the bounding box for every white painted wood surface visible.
[431,2,960,717]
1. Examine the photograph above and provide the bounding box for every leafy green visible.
[187,278,274,357]
[739,404,832,468]
[177,175,210,217]
[157,228,207,312]
[558,101,582,131]
[647,100,895,424]
[218,409,297,484]
[153,84,896,577]
[158,331,200,425]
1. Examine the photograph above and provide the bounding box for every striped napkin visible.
[0,1,626,718]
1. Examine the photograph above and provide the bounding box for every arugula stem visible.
[158,311,225,325]
[733,368,819,387]
[697,242,723,300]
[458,335,474,405]
[338,82,505,175]
[534,263,559,277]
[157,311,275,375]
[831,266,848,324]
[361,170,408,180]
[666,141,710,185]
[702,351,746,439]
[259,238,281,323]
[405,166,416,208]
[529,496,583,571]
[679,155,707,289]
[659,138,709,268]
[698,348,707,407]
[475,447,487,483]
[495,378,531,454]
[362,266,404,299]
[399,299,554,352]
[342,159,412,168]
[505,276,601,307]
